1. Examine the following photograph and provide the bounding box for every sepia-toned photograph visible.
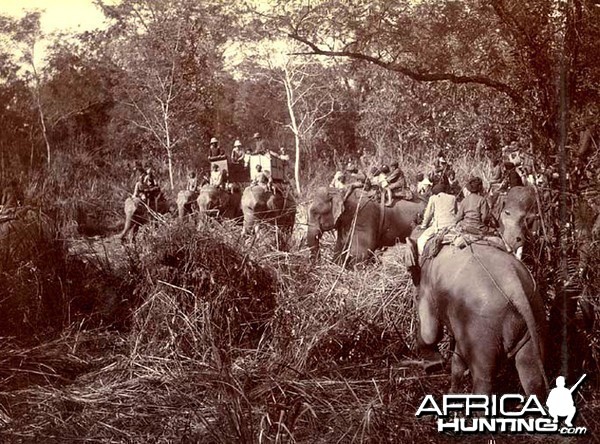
[0,0,598,442]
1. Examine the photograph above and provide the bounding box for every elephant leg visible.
[417,285,444,371]
[418,285,442,345]
[469,348,497,396]
[333,231,348,264]
[131,220,140,241]
[242,211,255,236]
[118,217,133,242]
[348,229,375,263]
[515,339,546,398]
[450,345,468,393]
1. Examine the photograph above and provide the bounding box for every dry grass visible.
[1,154,599,443]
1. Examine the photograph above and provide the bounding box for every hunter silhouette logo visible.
[416,373,588,435]
[546,374,586,427]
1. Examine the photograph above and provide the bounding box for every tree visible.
[279,60,334,193]
[2,12,53,166]
[99,0,232,188]
[274,0,600,157]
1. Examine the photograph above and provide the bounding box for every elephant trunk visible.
[501,219,525,256]
[307,224,322,263]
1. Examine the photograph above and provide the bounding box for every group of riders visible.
[328,144,554,257]
[131,133,292,210]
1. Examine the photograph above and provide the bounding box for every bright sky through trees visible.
[0,0,108,33]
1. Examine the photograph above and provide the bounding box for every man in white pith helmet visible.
[231,139,244,164]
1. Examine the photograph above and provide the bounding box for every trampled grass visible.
[0,214,598,443]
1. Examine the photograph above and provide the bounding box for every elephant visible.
[176,190,199,219]
[196,184,243,223]
[499,185,597,375]
[497,186,539,256]
[240,184,296,242]
[118,194,168,242]
[417,243,548,397]
[307,187,426,264]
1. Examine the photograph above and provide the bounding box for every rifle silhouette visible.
[569,374,587,394]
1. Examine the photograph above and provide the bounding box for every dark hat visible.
[416,172,424,181]
[370,166,380,175]
[391,161,399,169]
[467,176,483,193]
[432,182,447,195]
[504,161,515,169]
[381,165,390,174]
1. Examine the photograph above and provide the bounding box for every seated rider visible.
[377,165,390,190]
[144,167,161,211]
[231,140,245,164]
[187,171,198,192]
[210,164,225,188]
[385,161,407,206]
[446,169,463,199]
[417,182,457,255]
[455,176,491,235]
[501,162,524,191]
[488,158,503,193]
[343,164,368,201]
[431,150,450,185]
[416,172,433,196]
[330,171,346,189]
[253,133,267,155]
[132,167,147,201]
[208,137,224,158]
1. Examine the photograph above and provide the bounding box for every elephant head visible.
[119,193,169,242]
[196,185,242,225]
[177,190,198,219]
[308,187,425,265]
[240,185,296,244]
[307,187,345,262]
[498,186,538,258]
[418,243,547,396]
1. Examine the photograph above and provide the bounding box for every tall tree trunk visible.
[283,67,302,194]
[294,134,301,195]
[163,101,175,190]
[167,147,174,190]
[30,52,51,166]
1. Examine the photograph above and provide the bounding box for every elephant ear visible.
[331,193,345,223]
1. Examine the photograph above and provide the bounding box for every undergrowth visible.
[0,216,598,443]
[0,152,598,443]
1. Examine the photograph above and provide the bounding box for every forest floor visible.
[1,218,599,443]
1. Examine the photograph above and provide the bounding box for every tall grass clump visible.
[127,220,277,361]
[0,208,67,339]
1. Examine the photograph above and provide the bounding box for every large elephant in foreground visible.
[418,243,548,397]
[118,194,169,242]
[197,185,242,222]
[241,185,296,239]
[176,190,199,219]
[307,187,425,264]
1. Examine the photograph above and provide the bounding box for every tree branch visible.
[288,32,522,103]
